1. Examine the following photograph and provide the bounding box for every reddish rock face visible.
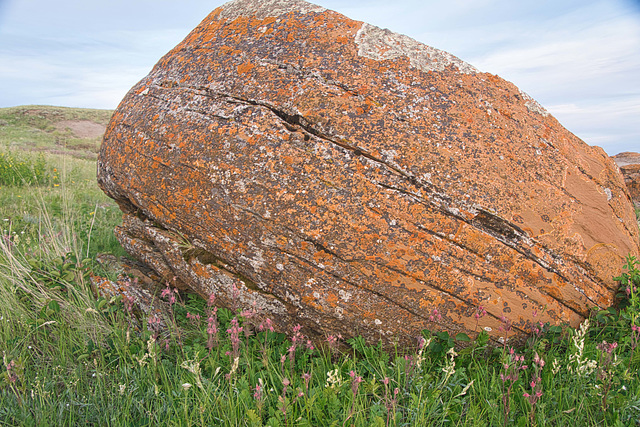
[98,0,639,346]
[613,152,640,208]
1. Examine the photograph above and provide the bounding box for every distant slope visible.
[0,105,113,160]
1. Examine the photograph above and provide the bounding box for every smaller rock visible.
[613,152,640,207]
[96,252,122,273]
[92,274,171,331]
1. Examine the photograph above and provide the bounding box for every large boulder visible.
[98,0,639,346]
[613,152,640,208]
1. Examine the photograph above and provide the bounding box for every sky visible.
[0,0,639,155]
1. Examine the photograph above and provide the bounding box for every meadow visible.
[1,106,639,426]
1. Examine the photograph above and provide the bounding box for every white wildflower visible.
[325,368,343,388]
[135,353,149,367]
[441,347,457,384]
[455,380,474,397]
[416,337,432,369]
[181,357,204,390]
[147,336,157,366]
[228,357,239,377]
[135,337,157,367]
[567,319,597,377]
[118,384,126,395]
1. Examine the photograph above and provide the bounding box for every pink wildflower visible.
[5,360,17,384]
[302,372,312,391]
[123,294,136,313]
[474,305,487,320]
[259,317,275,332]
[254,384,262,400]
[207,313,219,351]
[207,293,216,307]
[417,336,426,349]
[349,370,363,397]
[161,284,178,305]
[226,317,243,359]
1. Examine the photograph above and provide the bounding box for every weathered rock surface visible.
[613,152,640,208]
[97,0,639,346]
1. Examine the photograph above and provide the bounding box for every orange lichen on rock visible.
[97,0,639,348]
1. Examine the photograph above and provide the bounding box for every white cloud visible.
[471,18,640,89]
[0,27,192,108]
[547,98,640,153]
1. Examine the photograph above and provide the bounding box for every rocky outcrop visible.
[613,152,640,208]
[97,0,639,347]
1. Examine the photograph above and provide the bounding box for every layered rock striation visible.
[98,0,639,346]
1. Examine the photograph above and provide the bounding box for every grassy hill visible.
[0,105,113,160]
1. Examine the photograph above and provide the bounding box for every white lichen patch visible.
[355,23,478,75]
[218,0,326,20]
[245,246,265,271]
[285,290,301,306]
[381,149,397,161]
[235,179,247,193]
[338,289,352,302]
[520,91,549,117]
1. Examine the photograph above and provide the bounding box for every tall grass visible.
[1,150,639,426]
[0,151,50,187]
[0,150,124,259]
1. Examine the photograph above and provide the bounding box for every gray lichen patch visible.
[218,0,326,20]
[355,23,478,75]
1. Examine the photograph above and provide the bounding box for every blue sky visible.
[0,0,638,155]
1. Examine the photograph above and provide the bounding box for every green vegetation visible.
[1,107,639,426]
[0,151,50,186]
[0,105,112,160]
[0,106,123,260]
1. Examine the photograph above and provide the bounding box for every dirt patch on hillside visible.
[55,120,106,139]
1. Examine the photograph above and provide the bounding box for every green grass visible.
[1,106,639,426]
